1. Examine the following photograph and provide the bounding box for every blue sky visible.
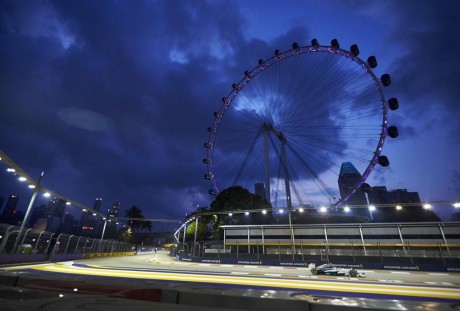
[0,0,459,222]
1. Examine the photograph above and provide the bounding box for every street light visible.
[13,171,44,253]
[368,205,376,221]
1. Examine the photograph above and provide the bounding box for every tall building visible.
[0,195,5,214]
[366,187,425,221]
[387,189,421,205]
[30,204,47,228]
[79,210,98,235]
[338,162,367,216]
[367,186,390,205]
[44,197,68,232]
[368,187,421,206]
[0,195,20,224]
[107,201,121,218]
[93,198,102,212]
[61,212,77,234]
[46,197,67,218]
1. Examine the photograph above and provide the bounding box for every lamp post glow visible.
[368,205,376,221]
[13,171,44,253]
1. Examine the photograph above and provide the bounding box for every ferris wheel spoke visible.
[205,39,397,208]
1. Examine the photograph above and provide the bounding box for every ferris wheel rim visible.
[205,42,389,208]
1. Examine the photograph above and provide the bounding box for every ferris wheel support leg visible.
[263,128,271,205]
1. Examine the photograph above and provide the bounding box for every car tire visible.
[349,269,358,277]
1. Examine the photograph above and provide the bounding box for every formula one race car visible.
[310,263,362,277]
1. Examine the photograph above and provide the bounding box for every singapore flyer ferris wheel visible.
[203,38,399,211]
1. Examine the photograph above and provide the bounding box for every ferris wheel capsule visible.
[350,44,360,56]
[381,74,391,86]
[367,56,377,68]
[388,98,399,110]
[331,39,340,49]
[387,126,399,138]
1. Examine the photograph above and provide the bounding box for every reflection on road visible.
[3,251,459,304]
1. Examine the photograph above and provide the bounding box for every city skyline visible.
[1,1,459,222]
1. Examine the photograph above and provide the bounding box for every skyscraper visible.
[46,197,67,218]
[30,204,47,228]
[0,194,20,224]
[107,201,120,218]
[387,189,421,205]
[93,198,102,212]
[0,195,5,214]
[338,162,367,216]
[367,186,390,205]
[45,197,67,232]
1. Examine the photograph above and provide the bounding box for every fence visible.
[172,222,460,271]
[0,224,136,264]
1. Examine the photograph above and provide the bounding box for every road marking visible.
[198,264,211,266]
[390,271,410,274]
[243,266,258,268]
[264,274,282,277]
[425,282,454,286]
[231,272,248,275]
[428,273,448,276]
[220,265,234,267]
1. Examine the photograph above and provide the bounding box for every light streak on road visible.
[8,263,459,301]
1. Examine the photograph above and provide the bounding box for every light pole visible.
[193,216,199,256]
[13,171,44,253]
[100,218,107,240]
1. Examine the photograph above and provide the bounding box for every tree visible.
[185,218,211,241]
[208,186,272,239]
[125,206,152,232]
[118,226,133,242]
[183,206,213,240]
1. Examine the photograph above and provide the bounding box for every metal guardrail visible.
[0,223,136,262]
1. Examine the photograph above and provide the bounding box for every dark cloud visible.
[0,0,250,219]
[385,1,460,135]
[1,0,458,223]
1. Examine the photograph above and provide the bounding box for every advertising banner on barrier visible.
[176,256,459,273]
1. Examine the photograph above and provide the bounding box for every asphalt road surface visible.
[2,251,459,305]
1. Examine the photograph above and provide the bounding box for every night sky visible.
[1,0,459,224]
